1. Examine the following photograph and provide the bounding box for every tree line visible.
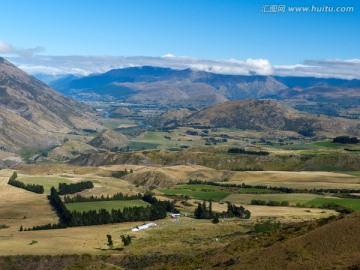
[228,148,269,156]
[194,201,251,220]
[188,179,294,194]
[333,136,359,144]
[26,190,177,230]
[251,199,289,207]
[7,172,44,194]
[187,180,360,195]
[58,181,94,195]
[63,192,142,203]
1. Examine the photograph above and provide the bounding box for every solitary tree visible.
[19,225,23,231]
[121,235,132,246]
[106,234,113,249]
[212,215,219,224]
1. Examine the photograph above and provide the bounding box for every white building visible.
[131,222,157,232]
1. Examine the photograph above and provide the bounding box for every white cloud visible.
[162,54,175,58]
[0,40,44,58]
[274,59,360,80]
[7,55,276,76]
[4,53,360,80]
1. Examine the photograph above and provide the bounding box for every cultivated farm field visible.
[0,163,356,258]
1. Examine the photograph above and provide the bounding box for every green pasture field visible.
[176,185,274,194]
[175,184,220,191]
[159,189,230,201]
[129,141,161,150]
[65,200,149,212]
[225,193,323,206]
[336,171,360,177]
[102,122,120,130]
[307,197,360,211]
[18,176,72,193]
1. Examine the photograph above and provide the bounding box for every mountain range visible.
[50,66,287,107]
[0,57,99,152]
[1,60,359,152]
[50,66,360,118]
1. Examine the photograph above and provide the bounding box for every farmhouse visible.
[170,213,181,218]
[131,222,157,232]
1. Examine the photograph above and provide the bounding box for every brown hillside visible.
[123,170,175,188]
[88,130,129,150]
[0,57,99,151]
[230,212,360,269]
[185,99,360,136]
[149,108,196,127]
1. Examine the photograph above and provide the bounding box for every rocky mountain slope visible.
[0,57,99,151]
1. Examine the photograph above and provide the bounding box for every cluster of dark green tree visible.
[120,235,132,246]
[28,189,178,230]
[225,202,251,219]
[58,181,94,195]
[314,188,360,194]
[205,137,227,144]
[321,202,354,214]
[63,192,142,203]
[298,129,315,137]
[194,201,251,220]
[333,136,359,144]
[7,172,44,194]
[185,130,199,136]
[70,206,164,226]
[194,201,215,219]
[251,199,289,207]
[106,234,132,249]
[228,148,269,156]
[142,193,179,213]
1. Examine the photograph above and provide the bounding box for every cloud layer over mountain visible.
[1,40,358,79]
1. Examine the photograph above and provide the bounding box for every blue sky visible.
[0,0,359,78]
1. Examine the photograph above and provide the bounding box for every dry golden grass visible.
[101,165,360,190]
[0,216,243,256]
[229,170,360,189]
[0,169,58,229]
[186,199,336,222]
[101,164,233,183]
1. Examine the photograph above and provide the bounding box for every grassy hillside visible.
[71,145,360,171]
[184,99,360,136]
